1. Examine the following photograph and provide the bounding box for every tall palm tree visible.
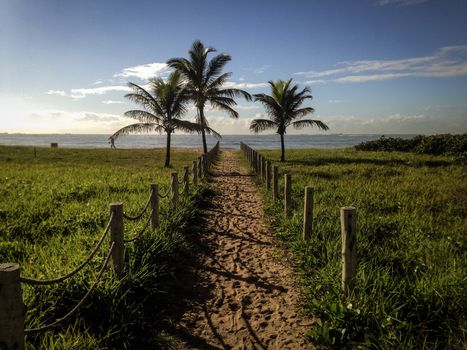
[167,40,252,153]
[110,71,217,167]
[250,79,329,162]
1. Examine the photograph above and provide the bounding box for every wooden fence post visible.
[109,203,124,277]
[150,184,159,229]
[284,174,291,217]
[202,155,208,178]
[273,166,279,200]
[183,166,189,196]
[0,263,25,350]
[266,161,271,190]
[171,172,179,207]
[302,187,314,240]
[192,160,198,186]
[341,207,357,295]
[198,157,203,179]
[259,155,263,181]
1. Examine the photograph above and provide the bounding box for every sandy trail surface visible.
[173,150,314,349]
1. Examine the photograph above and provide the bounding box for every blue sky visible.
[1,0,466,134]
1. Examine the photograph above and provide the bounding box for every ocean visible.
[0,134,416,150]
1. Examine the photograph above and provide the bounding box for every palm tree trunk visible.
[201,131,207,154]
[199,106,208,154]
[280,132,285,162]
[165,131,171,167]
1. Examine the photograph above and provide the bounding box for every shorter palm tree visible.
[250,79,329,162]
[111,71,218,167]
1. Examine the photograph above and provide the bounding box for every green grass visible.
[0,145,205,349]
[243,148,466,349]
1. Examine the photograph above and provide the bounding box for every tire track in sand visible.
[174,150,314,349]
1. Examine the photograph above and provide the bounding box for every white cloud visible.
[113,62,171,80]
[70,85,130,99]
[93,79,104,85]
[297,45,467,84]
[102,100,124,104]
[46,90,67,97]
[253,65,272,74]
[328,99,344,104]
[243,65,272,74]
[23,109,126,133]
[224,81,269,89]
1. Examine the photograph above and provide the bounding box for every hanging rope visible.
[122,193,152,221]
[157,187,171,199]
[24,242,115,334]
[20,213,114,286]
[123,209,153,243]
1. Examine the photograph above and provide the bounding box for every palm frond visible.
[123,110,162,124]
[111,123,163,139]
[291,107,315,119]
[206,53,231,81]
[250,119,277,133]
[210,100,239,119]
[292,119,329,130]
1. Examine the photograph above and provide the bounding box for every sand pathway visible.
[174,150,314,349]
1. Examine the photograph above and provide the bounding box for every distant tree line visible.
[355,134,467,156]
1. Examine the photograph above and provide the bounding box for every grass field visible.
[0,146,204,349]
[247,148,466,349]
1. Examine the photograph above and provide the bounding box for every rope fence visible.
[0,141,220,349]
[240,142,357,295]
[122,193,152,221]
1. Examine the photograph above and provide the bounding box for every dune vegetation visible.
[0,145,207,349]
[249,147,466,349]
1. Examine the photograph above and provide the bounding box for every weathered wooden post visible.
[266,161,271,190]
[171,172,179,207]
[341,207,357,295]
[202,155,208,178]
[284,174,291,217]
[109,203,124,277]
[198,157,203,179]
[302,187,314,240]
[256,153,260,174]
[253,151,258,173]
[273,166,279,200]
[192,160,198,186]
[259,155,263,180]
[262,157,267,182]
[150,184,159,229]
[0,263,25,350]
[183,166,189,196]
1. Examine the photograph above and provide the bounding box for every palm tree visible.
[110,71,218,167]
[250,79,329,162]
[167,40,252,153]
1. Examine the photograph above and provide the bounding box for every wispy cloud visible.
[377,0,431,6]
[243,65,272,74]
[328,99,344,104]
[102,100,124,105]
[70,85,130,99]
[224,81,268,89]
[46,90,67,97]
[297,45,467,84]
[113,62,171,80]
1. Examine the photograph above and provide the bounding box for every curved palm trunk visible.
[199,106,208,154]
[165,131,171,167]
[280,132,285,162]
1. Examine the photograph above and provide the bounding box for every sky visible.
[1,0,466,135]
